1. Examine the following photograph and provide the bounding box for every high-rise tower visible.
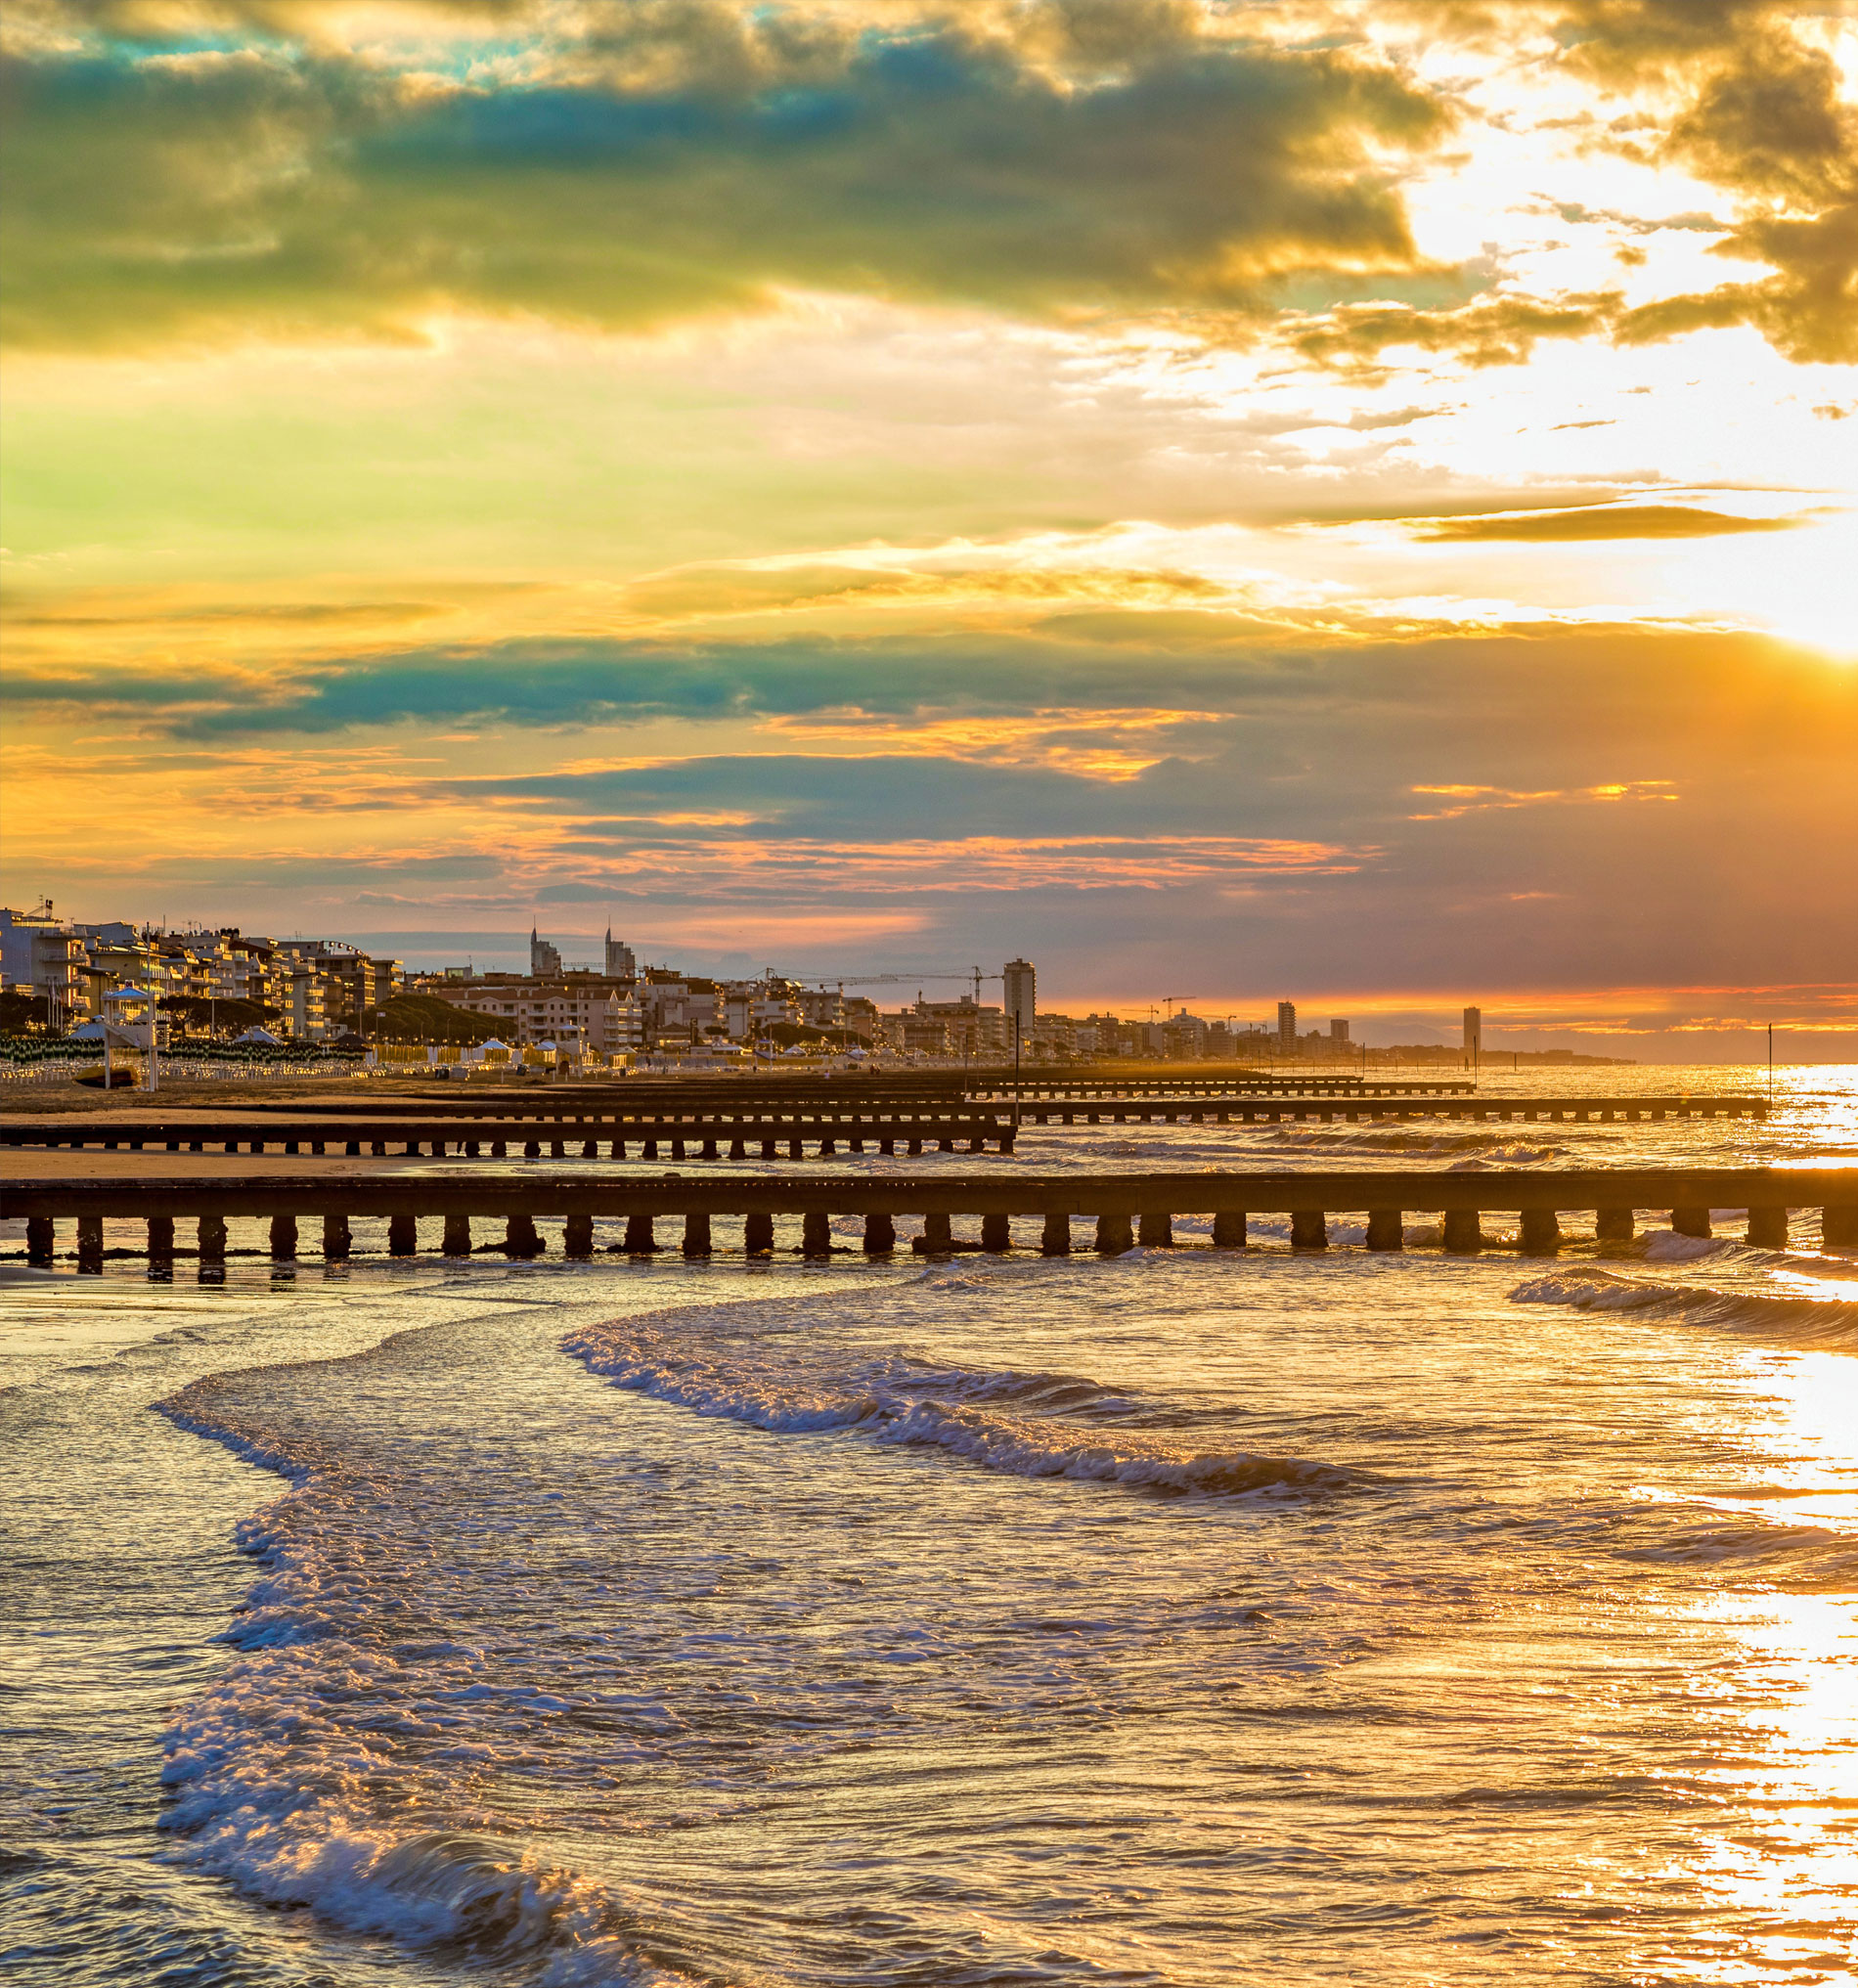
[1003,958,1036,1040]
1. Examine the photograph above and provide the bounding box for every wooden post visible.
[922,1212,953,1254]
[1095,1214,1133,1255]
[1040,1213,1071,1256]
[1442,1210,1482,1253]
[199,1214,228,1264]
[1365,1209,1402,1252]
[1211,1209,1246,1249]
[683,1213,712,1258]
[324,1214,351,1261]
[981,1213,1010,1253]
[818,1137,836,1158]
[624,1214,657,1254]
[443,1214,472,1257]
[744,1212,774,1255]
[565,1214,596,1258]
[864,1213,896,1255]
[730,1139,746,1160]
[1519,1209,1561,1255]
[148,1215,175,1269]
[1290,1210,1327,1250]
[506,1215,542,1258]
[1746,1206,1788,1248]
[25,1215,54,1265]
[1137,1212,1172,1248]
[269,1214,297,1261]
[77,1214,105,1272]
[1596,1207,1635,1241]
[801,1211,832,1258]
[389,1214,418,1256]
[1671,1206,1712,1238]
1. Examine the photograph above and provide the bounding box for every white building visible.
[1,904,90,1025]
[1003,958,1036,1042]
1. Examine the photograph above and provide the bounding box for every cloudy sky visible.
[4,0,1854,1054]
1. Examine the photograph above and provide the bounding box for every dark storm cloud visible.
[0,9,1447,350]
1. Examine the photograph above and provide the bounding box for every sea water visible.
[3,1065,1855,1985]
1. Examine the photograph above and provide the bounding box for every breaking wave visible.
[565,1314,1359,1500]
[1509,1268,1858,1347]
[1258,1124,1569,1163]
[153,1364,701,1988]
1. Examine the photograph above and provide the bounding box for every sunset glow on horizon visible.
[4,0,1855,1054]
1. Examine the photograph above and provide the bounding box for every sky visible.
[3,0,1855,1057]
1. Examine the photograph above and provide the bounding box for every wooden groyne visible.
[0,1091,1765,1156]
[10,1167,1854,1266]
[1014,1093,1767,1125]
[0,1110,1014,1159]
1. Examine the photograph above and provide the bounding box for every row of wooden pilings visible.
[26,1199,1851,1272]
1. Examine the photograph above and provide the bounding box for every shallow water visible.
[3,1065,1855,1985]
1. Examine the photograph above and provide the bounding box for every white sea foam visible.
[565,1317,1355,1499]
[1509,1268,1858,1346]
[152,1371,702,1987]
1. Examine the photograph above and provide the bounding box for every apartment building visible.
[425,973,647,1053]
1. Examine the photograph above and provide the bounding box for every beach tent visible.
[233,1026,284,1045]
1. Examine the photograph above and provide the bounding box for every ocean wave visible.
[1616,1507,1858,1589]
[152,1373,702,1987]
[1257,1124,1569,1162]
[1509,1267,1858,1346]
[566,1318,1355,1499]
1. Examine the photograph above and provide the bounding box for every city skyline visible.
[4,2,1854,1061]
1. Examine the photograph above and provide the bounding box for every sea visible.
[3,1064,1855,1987]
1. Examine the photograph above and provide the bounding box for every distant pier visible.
[0,1092,1766,1162]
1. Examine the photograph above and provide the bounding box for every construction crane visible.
[808,969,1003,1002]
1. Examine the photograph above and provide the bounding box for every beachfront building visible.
[0,904,91,1028]
[424,973,646,1053]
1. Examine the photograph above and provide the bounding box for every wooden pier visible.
[0,1109,1014,1159]
[0,1091,1765,1159]
[1012,1093,1767,1126]
[9,1167,1854,1266]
